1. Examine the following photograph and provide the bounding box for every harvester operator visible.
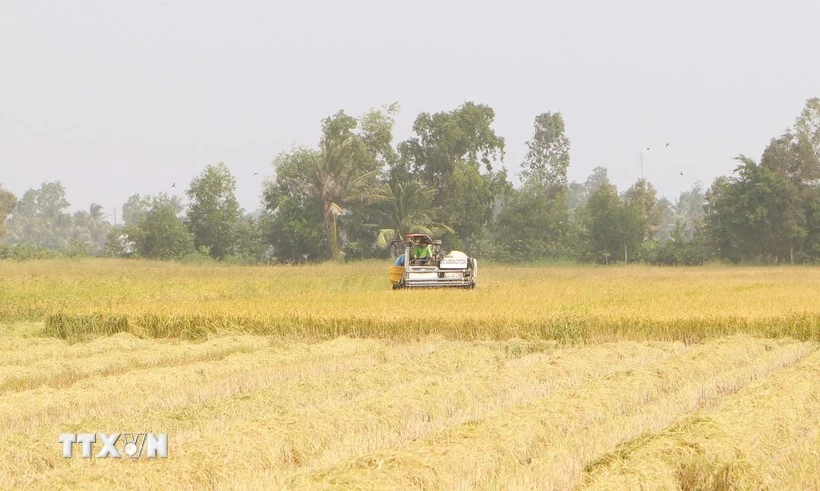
[413,238,432,264]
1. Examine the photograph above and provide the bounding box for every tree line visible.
[2,98,819,265]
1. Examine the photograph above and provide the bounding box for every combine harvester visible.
[388,234,477,289]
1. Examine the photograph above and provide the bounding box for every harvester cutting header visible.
[388,234,477,289]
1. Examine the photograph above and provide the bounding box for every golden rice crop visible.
[287,336,814,489]
[1,258,819,342]
[580,348,820,490]
[1,259,819,489]
[1,327,815,489]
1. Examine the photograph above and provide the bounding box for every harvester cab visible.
[388,234,477,289]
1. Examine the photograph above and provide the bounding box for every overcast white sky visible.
[2,0,819,217]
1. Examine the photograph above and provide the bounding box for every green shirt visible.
[414,244,432,259]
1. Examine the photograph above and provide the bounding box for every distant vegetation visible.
[2,98,819,265]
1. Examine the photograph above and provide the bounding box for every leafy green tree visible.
[261,160,325,263]
[495,111,572,260]
[5,189,40,245]
[804,190,820,261]
[567,181,587,215]
[574,179,623,263]
[759,141,813,262]
[569,171,652,264]
[443,163,510,253]
[126,194,194,260]
[398,102,509,252]
[706,156,804,262]
[230,214,267,262]
[584,166,611,193]
[568,167,646,263]
[493,182,567,261]
[794,97,820,176]
[0,186,16,241]
[360,102,400,169]
[5,181,72,250]
[624,179,662,242]
[671,183,706,241]
[568,166,611,216]
[701,99,820,263]
[761,131,819,186]
[36,181,71,223]
[185,162,241,259]
[703,176,734,260]
[655,219,687,265]
[651,217,710,265]
[121,194,151,226]
[103,227,135,258]
[521,112,571,187]
[399,102,505,188]
[757,131,819,262]
[619,196,647,263]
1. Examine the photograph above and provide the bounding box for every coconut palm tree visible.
[87,203,110,250]
[283,137,387,260]
[375,181,453,251]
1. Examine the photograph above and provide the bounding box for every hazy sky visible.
[2,0,819,217]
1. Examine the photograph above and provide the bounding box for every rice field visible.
[0,259,818,489]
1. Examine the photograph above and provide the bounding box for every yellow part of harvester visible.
[388,265,404,284]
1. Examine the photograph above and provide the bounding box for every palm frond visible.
[376,228,399,249]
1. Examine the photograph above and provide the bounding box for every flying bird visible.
[253,172,259,176]
[171,183,176,188]
[666,142,671,148]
